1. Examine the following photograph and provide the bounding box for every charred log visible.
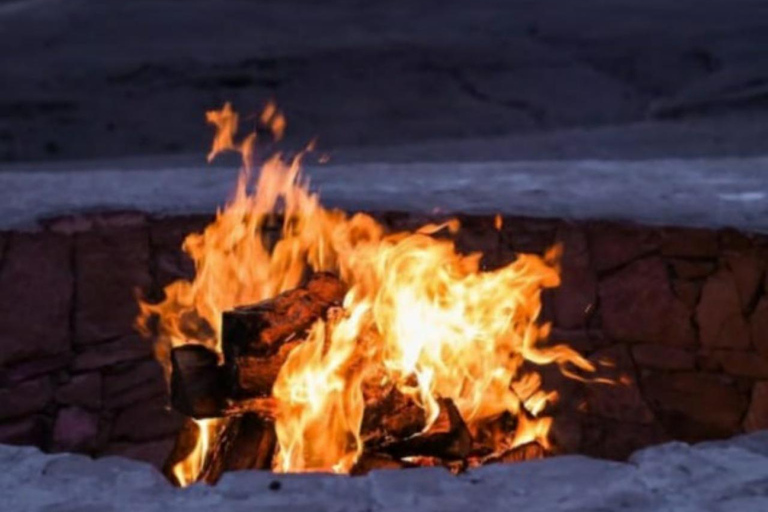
[222,272,346,397]
[170,344,227,418]
[380,398,472,461]
[199,416,277,484]
[162,418,201,485]
[222,272,346,359]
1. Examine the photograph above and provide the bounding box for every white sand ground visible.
[2,432,768,512]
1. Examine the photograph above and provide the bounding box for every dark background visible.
[2,0,768,163]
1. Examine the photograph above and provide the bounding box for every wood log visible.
[162,418,201,485]
[380,398,472,461]
[478,441,546,466]
[199,416,277,484]
[222,272,346,397]
[221,397,277,419]
[170,344,227,418]
[361,385,426,446]
[350,453,408,476]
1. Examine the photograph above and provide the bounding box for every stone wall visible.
[0,210,766,469]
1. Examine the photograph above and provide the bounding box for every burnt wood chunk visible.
[222,272,346,359]
[199,416,277,484]
[481,441,547,465]
[162,418,201,485]
[170,344,226,418]
[223,272,346,397]
[381,398,472,460]
[229,340,302,397]
[350,452,408,475]
[361,386,426,446]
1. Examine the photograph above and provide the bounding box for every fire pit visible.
[136,104,607,484]
[0,103,766,490]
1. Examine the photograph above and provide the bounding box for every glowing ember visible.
[138,102,598,484]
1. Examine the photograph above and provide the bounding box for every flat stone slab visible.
[2,156,768,233]
[2,432,768,511]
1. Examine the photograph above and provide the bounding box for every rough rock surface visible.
[2,433,768,512]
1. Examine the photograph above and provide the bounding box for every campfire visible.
[137,102,602,486]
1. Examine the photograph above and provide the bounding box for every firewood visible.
[380,398,472,461]
[480,441,546,465]
[228,340,302,397]
[222,272,346,359]
[170,344,227,418]
[350,452,408,476]
[199,416,277,484]
[162,418,200,485]
[361,385,426,446]
[222,272,346,397]
[221,396,277,419]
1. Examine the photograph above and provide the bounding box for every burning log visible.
[222,272,346,397]
[199,416,277,484]
[170,344,227,418]
[361,385,426,445]
[380,398,472,461]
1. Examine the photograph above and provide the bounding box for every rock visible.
[102,437,176,470]
[697,350,768,379]
[74,216,151,345]
[744,381,768,432]
[599,257,695,346]
[583,346,655,424]
[72,335,154,372]
[579,416,668,461]
[724,251,764,311]
[0,415,48,447]
[669,259,716,280]
[552,226,596,329]
[661,228,718,258]
[102,359,166,409]
[0,232,72,366]
[110,397,183,442]
[751,298,768,358]
[0,376,53,421]
[643,372,749,441]
[697,268,751,349]
[501,217,558,256]
[631,344,696,371]
[0,353,72,386]
[671,279,701,308]
[56,372,102,410]
[149,215,211,288]
[52,406,101,453]
[587,222,658,274]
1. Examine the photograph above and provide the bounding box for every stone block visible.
[149,215,211,288]
[102,359,166,409]
[669,259,716,280]
[0,376,53,421]
[587,222,659,274]
[671,279,701,309]
[552,226,597,329]
[631,344,696,371]
[599,257,695,346]
[697,350,768,379]
[642,372,748,441]
[55,372,102,410]
[751,298,768,358]
[0,353,72,386]
[72,335,154,372]
[0,415,48,447]
[583,346,655,424]
[501,217,558,256]
[744,381,768,432]
[0,232,72,366]
[110,397,183,442]
[724,251,764,311]
[697,269,751,349]
[660,228,718,258]
[579,416,668,461]
[101,437,176,470]
[52,406,101,453]
[74,216,151,345]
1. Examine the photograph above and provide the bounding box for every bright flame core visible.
[138,103,596,482]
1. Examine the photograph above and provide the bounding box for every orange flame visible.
[139,102,596,482]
